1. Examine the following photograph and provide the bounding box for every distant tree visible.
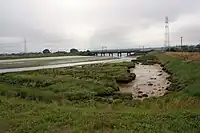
[169,47,177,52]
[70,48,79,53]
[54,51,67,54]
[43,49,51,54]
[196,44,200,51]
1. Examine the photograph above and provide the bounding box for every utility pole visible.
[164,16,170,50]
[24,38,27,53]
[102,46,107,52]
[180,37,183,51]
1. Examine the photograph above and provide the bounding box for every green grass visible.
[1,96,200,133]
[0,62,135,102]
[156,53,200,97]
[136,53,158,65]
[1,54,200,133]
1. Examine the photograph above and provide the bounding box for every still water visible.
[0,56,136,73]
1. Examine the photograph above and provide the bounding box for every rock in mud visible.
[148,83,153,86]
[158,89,161,91]
[129,73,136,80]
[151,91,155,94]
[160,64,165,67]
[137,94,148,98]
[137,95,143,98]
[138,91,143,94]
[142,94,148,97]
[158,73,162,76]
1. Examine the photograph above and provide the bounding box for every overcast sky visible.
[0,0,200,53]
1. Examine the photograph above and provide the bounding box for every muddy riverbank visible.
[119,64,170,100]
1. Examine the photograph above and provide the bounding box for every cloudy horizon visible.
[0,0,200,53]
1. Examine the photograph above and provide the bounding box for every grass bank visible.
[156,53,200,97]
[1,54,200,133]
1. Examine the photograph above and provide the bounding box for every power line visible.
[0,38,74,53]
[164,16,170,49]
[24,38,27,53]
[180,37,183,47]
[180,37,183,51]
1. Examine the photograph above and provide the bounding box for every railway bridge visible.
[90,48,153,56]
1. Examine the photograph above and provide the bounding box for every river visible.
[119,63,170,99]
[0,56,135,73]
[0,55,170,100]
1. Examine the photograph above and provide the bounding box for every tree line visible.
[166,44,200,52]
[43,48,94,56]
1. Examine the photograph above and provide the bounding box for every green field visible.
[1,54,200,133]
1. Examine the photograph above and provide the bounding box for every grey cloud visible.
[0,0,200,53]
[172,24,200,45]
[89,26,135,49]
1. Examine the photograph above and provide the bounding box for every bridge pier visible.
[91,49,150,57]
[127,52,131,56]
[101,53,105,56]
[109,53,113,56]
[117,52,122,57]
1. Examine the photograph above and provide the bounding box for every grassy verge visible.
[1,54,200,133]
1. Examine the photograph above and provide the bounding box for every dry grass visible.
[166,52,200,61]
